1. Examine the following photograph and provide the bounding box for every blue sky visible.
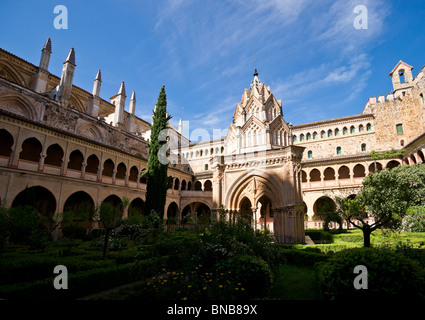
[1,0,425,140]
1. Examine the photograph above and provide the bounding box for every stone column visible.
[251,207,258,230]
[212,162,223,209]
[38,153,46,173]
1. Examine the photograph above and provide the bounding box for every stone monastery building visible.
[1,39,425,244]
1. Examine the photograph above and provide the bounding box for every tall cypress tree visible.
[144,85,171,217]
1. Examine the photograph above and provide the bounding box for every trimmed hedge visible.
[0,256,117,285]
[0,256,169,300]
[278,247,329,267]
[316,247,425,300]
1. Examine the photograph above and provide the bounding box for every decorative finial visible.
[65,48,75,65]
[253,55,258,77]
[43,38,52,53]
[95,69,101,82]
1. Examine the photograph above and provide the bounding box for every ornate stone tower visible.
[211,70,306,244]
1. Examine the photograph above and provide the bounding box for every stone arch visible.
[181,179,187,190]
[194,181,202,191]
[86,154,100,174]
[369,162,383,174]
[116,162,127,180]
[68,94,87,113]
[101,194,124,214]
[19,137,42,162]
[63,191,95,223]
[166,202,179,221]
[12,186,56,217]
[0,62,28,87]
[417,150,425,163]
[257,194,272,226]
[313,196,336,217]
[128,197,145,217]
[225,170,284,210]
[76,123,105,143]
[129,166,138,182]
[386,160,400,170]
[174,178,180,190]
[353,164,366,178]
[102,158,115,177]
[45,143,64,167]
[67,149,84,171]
[0,92,38,120]
[204,179,212,191]
[323,167,335,180]
[0,128,14,157]
[301,170,307,183]
[338,165,350,179]
[310,168,321,182]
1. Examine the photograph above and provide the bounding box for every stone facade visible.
[1,39,425,243]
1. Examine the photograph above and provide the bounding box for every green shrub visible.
[305,230,333,243]
[215,255,272,299]
[316,247,425,300]
[62,225,87,240]
[278,248,329,267]
[89,228,104,238]
[0,257,168,299]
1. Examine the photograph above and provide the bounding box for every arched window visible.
[67,150,84,171]
[19,137,42,162]
[313,132,318,140]
[336,146,342,155]
[359,124,364,132]
[361,143,366,152]
[343,127,348,135]
[366,123,372,131]
[205,164,208,170]
[45,144,64,167]
[129,166,138,182]
[334,128,340,136]
[0,129,14,157]
[350,126,355,134]
[399,70,405,84]
[292,135,297,143]
[307,150,313,159]
[306,133,311,141]
[204,180,212,191]
[116,162,126,180]
[328,129,332,137]
[321,131,325,139]
[102,159,114,177]
[300,134,305,141]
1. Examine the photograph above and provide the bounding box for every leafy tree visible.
[315,199,343,231]
[337,164,425,247]
[144,85,171,218]
[96,197,129,259]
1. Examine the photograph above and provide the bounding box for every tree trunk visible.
[103,228,110,260]
[362,226,371,248]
